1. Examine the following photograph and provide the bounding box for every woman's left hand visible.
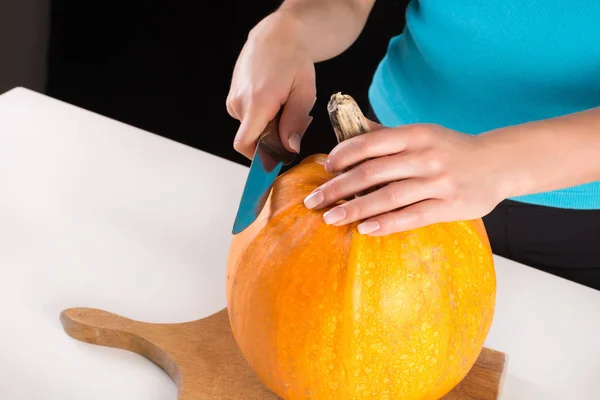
[303,123,509,236]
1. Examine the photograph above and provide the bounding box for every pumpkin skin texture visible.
[226,154,496,400]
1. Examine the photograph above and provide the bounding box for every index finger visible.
[233,102,280,160]
[327,124,434,173]
[326,127,408,172]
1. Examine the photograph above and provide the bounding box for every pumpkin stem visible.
[327,92,372,143]
[326,92,384,198]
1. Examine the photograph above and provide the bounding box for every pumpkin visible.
[226,93,496,400]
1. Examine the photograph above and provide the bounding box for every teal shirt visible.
[369,0,600,209]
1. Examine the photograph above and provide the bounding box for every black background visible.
[45,0,408,168]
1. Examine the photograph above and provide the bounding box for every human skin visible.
[226,0,376,159]
[227,0,600,235]
[304,112,600,235]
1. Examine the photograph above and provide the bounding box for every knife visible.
[232,110,297,234]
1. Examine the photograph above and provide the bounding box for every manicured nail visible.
[304,190,324,209]
[357,221,380,234]
[306,115,314,129]
[324,159,333,173]
[323,206,346,225]
[288,133,301,153]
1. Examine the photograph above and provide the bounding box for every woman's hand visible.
[226,12,316,159]
[304,124,508,235]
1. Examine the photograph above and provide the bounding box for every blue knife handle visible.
[257,110,297,166]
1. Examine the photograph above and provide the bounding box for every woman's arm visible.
[480,106,600,199]
[271,0,377,62]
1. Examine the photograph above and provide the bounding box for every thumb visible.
[279,84,317,153]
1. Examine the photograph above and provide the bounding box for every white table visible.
[1,87,599,400]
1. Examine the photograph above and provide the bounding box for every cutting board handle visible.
[60,308,180,387]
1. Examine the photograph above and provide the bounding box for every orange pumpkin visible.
[226,94,496,400]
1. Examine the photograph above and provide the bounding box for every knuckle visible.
[413,124,436,143]
[405,124,423,135]
[436,174,457,197]
[233,140,245,153]
[233,144,248,158]
[323,180,341,200]
[415,209,429,224]
[387,182,405,204]
[226,102,238,119]
[248,84,268,104]
[328,140,361,171]
[226,93,240,118]
[421,124,437,137]
[326,155,341,171]
[354,134,371,153]
[345,201,362,220]
[408,213,426,230]
[406,123,425,137]
[382,217,399,233]
[401,210,427,230]
[450,197,467,210]
[422,149,445,173]
[326,150,348,172]
[358,162,377,182]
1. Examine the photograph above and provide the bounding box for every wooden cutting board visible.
[60,307,508,399]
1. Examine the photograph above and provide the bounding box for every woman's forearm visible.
[252,0,376,63]
[479,106,600,199]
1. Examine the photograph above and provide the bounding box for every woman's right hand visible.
[226,12,317,159]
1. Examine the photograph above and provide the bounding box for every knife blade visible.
[232,110,297,234]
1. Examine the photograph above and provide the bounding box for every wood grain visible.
[60,307,507,400]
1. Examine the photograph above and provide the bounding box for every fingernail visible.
[306,115,314,128]
[304,189,324,209]
[288,133,301,153]
[357,221,380,234]
[324,159,333,173]
[323,206,346,225]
